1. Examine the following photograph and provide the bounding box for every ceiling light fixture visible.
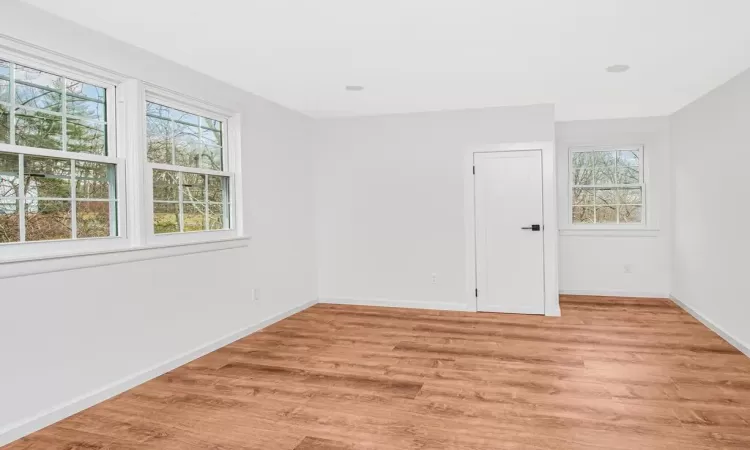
[345,85,365,91]
[606,64,630,73]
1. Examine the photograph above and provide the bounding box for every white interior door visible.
[475,150,545,314]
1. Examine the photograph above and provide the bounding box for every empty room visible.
[1,0,750,448]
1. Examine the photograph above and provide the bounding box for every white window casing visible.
[142,86,242,246]
[0,37,247,272]
[568,145,646,230]
[0,49,129,260]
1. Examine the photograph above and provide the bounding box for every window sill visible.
[559,228,660,237]
[0,236,250,279]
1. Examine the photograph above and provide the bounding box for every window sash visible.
[569,146,645,226]
[145,163,237,242]
[0,146,125,244]
[148,164,232,234]
[1,60,115,157]
[144,96,230,173]
[146,112,223,169]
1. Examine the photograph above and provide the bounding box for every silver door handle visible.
[521,224,541,231]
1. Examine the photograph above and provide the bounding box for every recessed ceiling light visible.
[606,64,630,73]
[345,85,365,91]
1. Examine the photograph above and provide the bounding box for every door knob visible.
[521,224,541,231]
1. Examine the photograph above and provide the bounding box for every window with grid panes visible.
[570,146,644,225]
[0,58,119,244]
[146,101,230,235]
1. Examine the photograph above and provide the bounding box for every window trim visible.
[142,85,242,246]
[0,49,129,259]
[0,236,250,279]
[568,145,647,230]
[0,37,247,266]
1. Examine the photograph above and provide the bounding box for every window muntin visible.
[152,169,229,234]
[0,151,117,243]
[0,59,108,155]
[570,147,644,225]
[0,57,119,245]
[146,101,231,235]
[146,102,222,171]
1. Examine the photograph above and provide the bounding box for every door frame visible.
[463,142,560,316]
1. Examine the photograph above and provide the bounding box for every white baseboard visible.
[560,289,669,299]
[321,297,563,316]
[0,299,318,447]
[320,297,469,312]
[670,295,750,359]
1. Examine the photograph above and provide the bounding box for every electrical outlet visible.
[624,264,633,274]
[431,273,437,284]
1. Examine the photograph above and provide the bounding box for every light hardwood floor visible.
[5,296,750,449]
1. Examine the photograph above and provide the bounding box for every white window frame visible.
[0,37,247,271]
[568,145,646,230]
[0,47,129,260]
[142,86,241,246]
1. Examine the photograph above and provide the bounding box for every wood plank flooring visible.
[6,296,750,449]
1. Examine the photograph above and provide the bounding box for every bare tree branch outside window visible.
[571,148,643,225]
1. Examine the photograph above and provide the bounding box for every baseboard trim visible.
[0,299,318,447]
[670,295,750,359]
[560,289,669,299]
[320,297,469,312]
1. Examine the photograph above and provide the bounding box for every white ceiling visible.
[21,0,750,120]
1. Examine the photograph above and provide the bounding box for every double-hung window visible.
[0,40,243,266]
[0,57,122,255]
[145,97,234,244]
[570,146,644,226]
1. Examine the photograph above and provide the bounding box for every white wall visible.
[315,105,555,311]
[671,67,750,352]
[555,118,672,297]
[0,0,317,442]
[11,0,750,441]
